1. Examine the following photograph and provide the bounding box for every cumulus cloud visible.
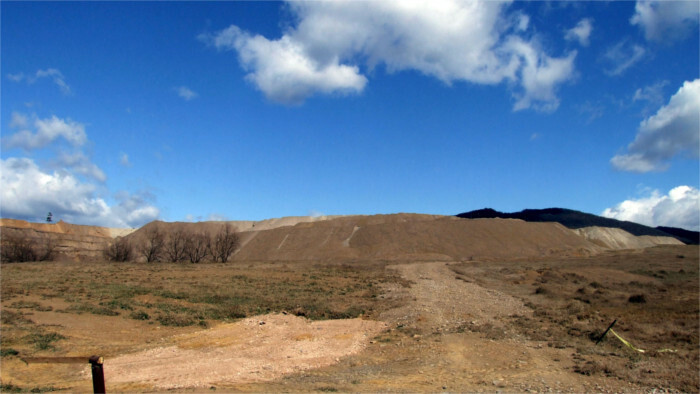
[612,79,700,172]
[176,86,198,101]
[205,25,367,105]
[602,186,700,231]
[202,0,576,110]
[565,18,593,46]
[2,114,87,151]
[631,0,700,43]
[602,40,646,76]
[0,157,159,228]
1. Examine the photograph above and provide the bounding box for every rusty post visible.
[89,355,106,393]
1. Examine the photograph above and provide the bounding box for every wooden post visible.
[89,356,106,394]
[596,319,617,345]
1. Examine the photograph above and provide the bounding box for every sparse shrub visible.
[574,360,612,376]
[67,303,119,316]
[628,294,647,303]
[104,237,133,262]
[157,313,197,327]
[1,348,19,357]
[130,310,150,320]
[534,286,549,295]
[25,332,66,351]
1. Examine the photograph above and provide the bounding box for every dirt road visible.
[216,262,646,392]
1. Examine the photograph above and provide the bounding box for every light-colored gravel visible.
[103,314,387,389]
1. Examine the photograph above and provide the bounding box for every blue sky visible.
[1,1,699,230]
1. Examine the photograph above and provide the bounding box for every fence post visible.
[89,355,106,393]
[596,319,617,345]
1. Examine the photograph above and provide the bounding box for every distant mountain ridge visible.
[456,208,699,245]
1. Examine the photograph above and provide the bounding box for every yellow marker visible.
[609,329,645,353]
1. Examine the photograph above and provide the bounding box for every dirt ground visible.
[1,245,697,392]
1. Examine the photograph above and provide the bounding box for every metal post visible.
[89,355,106,394]
[596,319,617,345]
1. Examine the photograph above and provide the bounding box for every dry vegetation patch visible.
[0,260,403,391]
[449,245,699,392]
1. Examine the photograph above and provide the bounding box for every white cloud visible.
[202,0,576,110]
[9,112,29,128]
[112,191,161,228]
[633,80,669,106]
[576,100,605,123]
[176,86,199,101]
[504,37,577,112]
[7,72,25,82]
[206,213,229,221]
[612,79,700,172]
[0,157,158,228]
[32,68,72,95]
[631,0,700,43]
[2,114,87,151]
[602,186,700,231]
[565,18,593,46]
[603,40,646,76]
[183,213,229,222]
[6,69,71,94]
[206,26,367,105]
[120,153,132,167]
[51,151,107,182]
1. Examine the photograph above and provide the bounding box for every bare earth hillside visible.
[2,214,684,263]
[0,219,133,261]
[574,226,683,249]
[1,215,696,392]
[126,214,606,262]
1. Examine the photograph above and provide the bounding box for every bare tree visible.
[38,237,57,261]
[210,224,240,262]
[1,234,38,262]
[184,231,210,263]
[139,227,165,262]
[104,237,133,262]
[165,228,187,262]
[0,234,57,263]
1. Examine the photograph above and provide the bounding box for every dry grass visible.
[0,260,402,364]
[449,245,699,392]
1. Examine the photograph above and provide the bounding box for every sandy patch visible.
[103,313,387,390]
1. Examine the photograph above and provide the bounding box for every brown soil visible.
[3,214,681,264]
[1,216,696,392]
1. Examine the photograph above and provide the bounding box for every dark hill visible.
[656,226,700,245]
[456,208,698,245]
